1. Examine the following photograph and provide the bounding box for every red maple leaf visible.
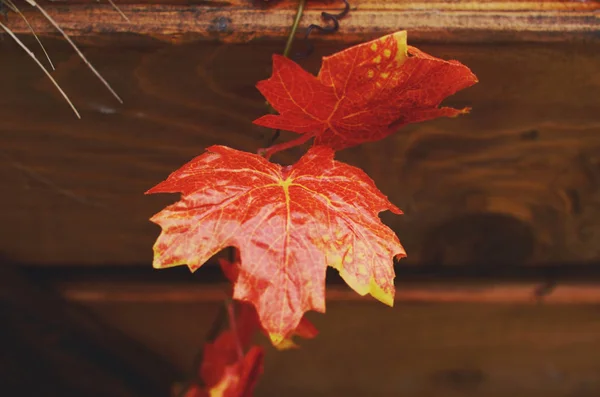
[254,30,478,157]
[147,145,405,344]
[185,303,264,397]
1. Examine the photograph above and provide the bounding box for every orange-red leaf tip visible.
[389,30,409,65]
[388,204,403,215]
[273,338,300,351]
[395,252,407,261]
[145,185,162,195]
[294,317,319,339]
[151,259,164,269]
[370,278,395,307]
[267,316,319,350]
[151,255,186,270]
[268,333,285,346]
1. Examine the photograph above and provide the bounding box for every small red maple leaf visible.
[147,145,405,344]
[185,303,264,397]
[254,30,478,157]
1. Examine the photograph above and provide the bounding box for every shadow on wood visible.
[0,259,180,397]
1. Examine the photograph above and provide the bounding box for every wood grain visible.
[81,299,600,396]
[1,37,599,266]
[2,0,599,43]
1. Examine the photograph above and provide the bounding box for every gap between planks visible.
[58,281,600,304]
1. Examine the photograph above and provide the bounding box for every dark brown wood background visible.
[1,1,600,396]
[1,37,599,267]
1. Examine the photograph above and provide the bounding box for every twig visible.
[297,0,350,59]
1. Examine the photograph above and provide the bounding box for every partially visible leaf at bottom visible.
[185,303,264,397]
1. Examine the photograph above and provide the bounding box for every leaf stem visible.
[283,0,307,58]
[263,0,306,153]
[259,131,316,160]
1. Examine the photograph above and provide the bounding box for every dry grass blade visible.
[98,0,130,22]
[1,0,55,70]
[24,0,123,103]
[0,21,81,118]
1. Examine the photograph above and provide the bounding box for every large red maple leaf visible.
[254,30,478,157]
[146,145,405,344]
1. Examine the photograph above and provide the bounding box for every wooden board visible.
[8,260,600,397]
[2,0,600,43]
[0,263,179,397]
[81,299,600,397]
[1,36,600,266]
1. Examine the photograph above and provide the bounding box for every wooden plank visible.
[57,280,600,304]
[2,0,599,43]
[81,299,600,396]
[1,38,599,266]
